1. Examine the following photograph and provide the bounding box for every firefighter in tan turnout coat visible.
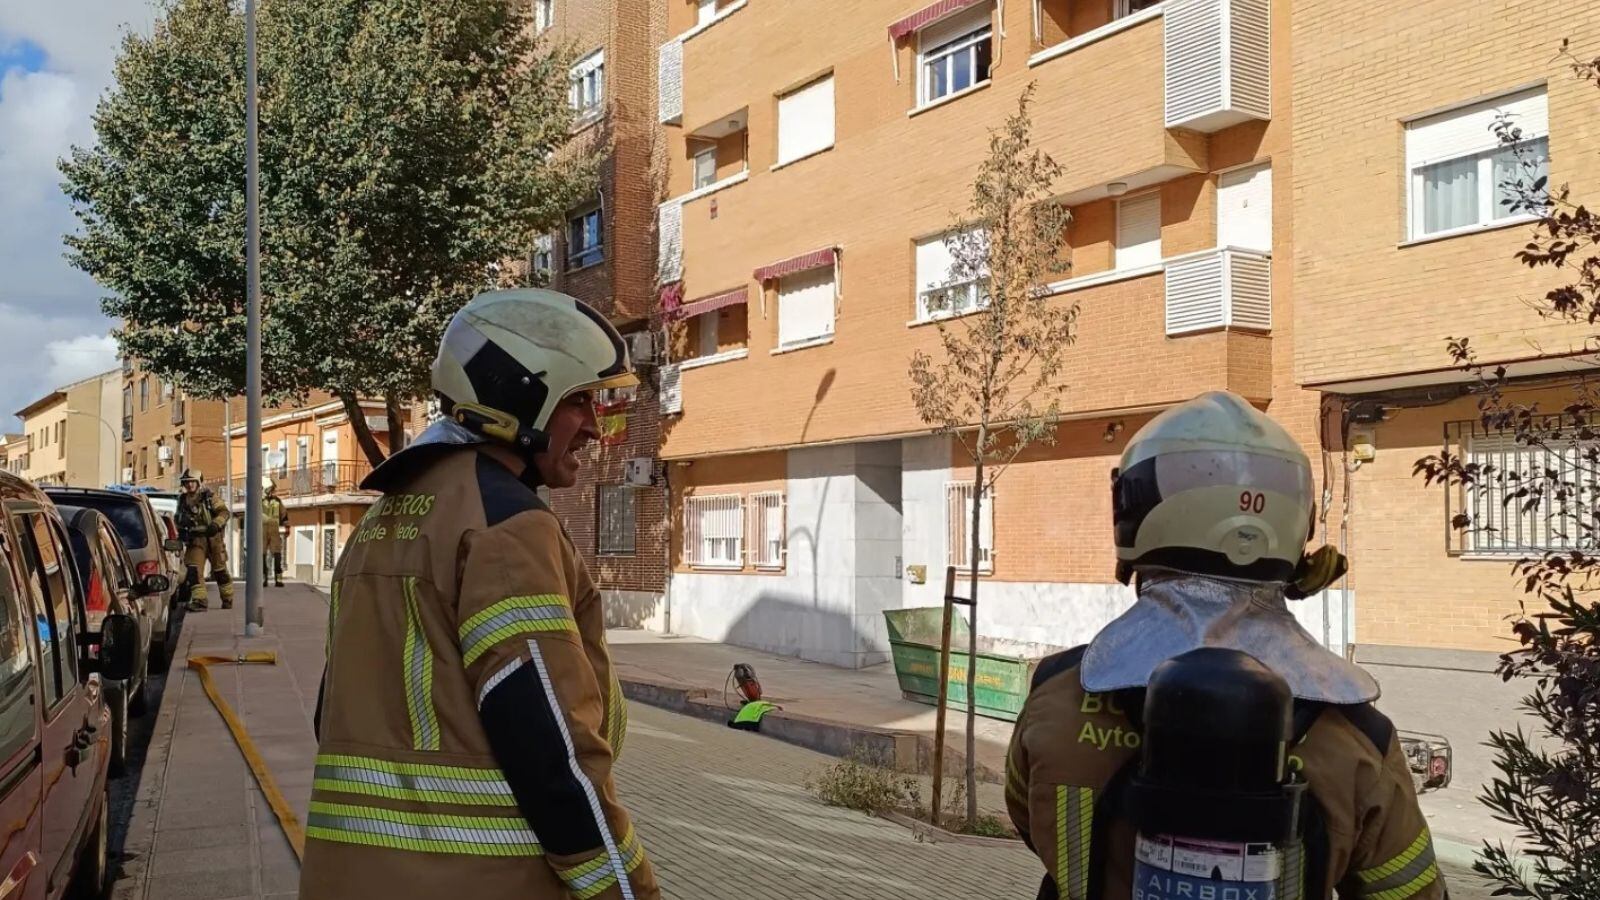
[1007,392,1445,900]
[301,289,658,900]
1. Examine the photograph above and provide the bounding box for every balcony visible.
[121,416,133,443]
[211,460,378,508]
[1163,247,1271,335]
[1163,0,1271,132]
[171,399,186,426]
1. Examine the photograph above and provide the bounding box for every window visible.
[915,230,986,320]
[0,534,35,764]
[122,387,132,418]
[570,49,604,116]
[162,379,174,402]
[777,75,834,166]
[12,514,80,710]
[1457,425,1593,555]
[693,146,718,190]
[1406,87,1549,240]
[139,376,149,411]
[567,207,603,269]
[1115,0,1162,17]
[748,491,785,570]
[1116,192,1162,270]
[696,311,722,358]
[531,234,554,279]
[776,266,836,348]
[696,0,718,26]
[55,422,63,459]
[535,0,553,30]
[918,8,992,106]
[597,485,637,555]
[946,482,994,573]
[684,494,742,568]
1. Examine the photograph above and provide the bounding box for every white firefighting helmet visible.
[179,469,202,486]
[262,476,276,493]
[431,289,637,453]
[1112,391,1315,585]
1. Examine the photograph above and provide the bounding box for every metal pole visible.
[244,0,263,636]
[224,399,234,562]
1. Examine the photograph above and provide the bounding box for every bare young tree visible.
[1414,43,1600,899]
[908,83,1077,828]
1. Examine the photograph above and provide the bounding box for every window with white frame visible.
[535,0,553,30]
[531,233,553,279]
[1115,192,1162,270]
[597,485,636,555]
[567,207,602,269]
[570,49,604,116]
[1406,86,1549,240]
[696,310,721,357]
[696,0,718,27]
[946,481,994,573]
[776,265,836,347]
[748,491,786,569]
[915,229,987,320]
[777,75,834,166]
[684,494,743,568]
[918,7,992,106]
[1459,426,1596,555]
[692,146,718,189]
[1114,0,1162,18]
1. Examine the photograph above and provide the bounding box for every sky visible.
[0,2,158,433]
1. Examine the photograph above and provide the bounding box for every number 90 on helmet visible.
[431,289,639,452]
[1112,391,1314,585]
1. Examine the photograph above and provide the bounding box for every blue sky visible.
[0,5,157,432]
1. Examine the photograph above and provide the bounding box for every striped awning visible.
[753,247,836,282]
[680,286,749,319]
[887,0,986,40]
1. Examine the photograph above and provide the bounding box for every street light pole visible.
[244,0,264,636]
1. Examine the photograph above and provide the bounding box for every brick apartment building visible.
[120,358,227,491]
[533,0,672,623]
[648,0,1600,669]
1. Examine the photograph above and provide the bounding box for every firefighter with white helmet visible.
[261,475,287,588]
[301,289,658,900]
[176,468,233,610]
[1006,391,1443,899]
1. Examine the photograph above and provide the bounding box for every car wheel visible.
[68,788,109,899]
[128,659,149,717]
[108,690,128,778]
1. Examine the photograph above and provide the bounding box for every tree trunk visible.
[339,390,388,468]
[966,433,985,831]
[385,393,406,453]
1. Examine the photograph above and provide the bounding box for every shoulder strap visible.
[1336,702,1397,755]
[1029,645,1086,693]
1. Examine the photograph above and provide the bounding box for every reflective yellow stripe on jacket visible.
[1357,827,1439,900]
[458,594,578,666]
[1055,785,1093,900]
[553,827,646,899]
[401,577,440,751]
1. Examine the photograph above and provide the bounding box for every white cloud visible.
[0,3,156,431]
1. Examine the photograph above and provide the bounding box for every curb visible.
[618,676,1005,783]
[874,810,1024,848]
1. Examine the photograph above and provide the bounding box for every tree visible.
[1414,44,1600,899]
[908,84,1077,829]
[62,0,593,466]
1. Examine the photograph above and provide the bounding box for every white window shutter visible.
[658,39,683,124]
[1218,163,1272,252]
[1407,87,1548,168]
[658,201,683,283]
[979,488,994,568]
[777,267,836,346]
[658,363,683,414]
[1116,193,1162,270]
[778,76,835,165]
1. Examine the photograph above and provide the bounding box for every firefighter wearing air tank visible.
[1006,391,1444,900]
[300,289,659,900]
[177,469,234,611]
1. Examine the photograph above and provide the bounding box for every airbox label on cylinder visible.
[1134,834,1280,900]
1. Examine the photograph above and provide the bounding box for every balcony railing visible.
[121,416,134,443]
[1164,247,1271,335]
[210,460,377,506]
[1164,0,1271,132]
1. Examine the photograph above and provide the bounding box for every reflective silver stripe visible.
[564,833,643,894]
[402,577,439,751]
[461,605,575,655]
[479,656,524,708]
[306,801,541,857]
[315,763,515,805]
[527,639,635,900]
[1361,841,1439,900]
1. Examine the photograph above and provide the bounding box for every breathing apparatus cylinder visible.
[1127,648,1305,900]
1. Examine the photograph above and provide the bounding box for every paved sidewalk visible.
[111,583,326,900]
[606,628,1523,860]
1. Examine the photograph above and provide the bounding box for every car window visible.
[54,495,149,551]
[11,513,80,709]
[69,528,114,631]
[0,527,38,764]
[99,520,134,589]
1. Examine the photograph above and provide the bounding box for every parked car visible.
[41,488,177,670]
[153,512,184,591]
[0,470,141,898]
[54,506,165,777]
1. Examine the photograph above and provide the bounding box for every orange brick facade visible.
[652,0,1600,660]
[121,359,226,491]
